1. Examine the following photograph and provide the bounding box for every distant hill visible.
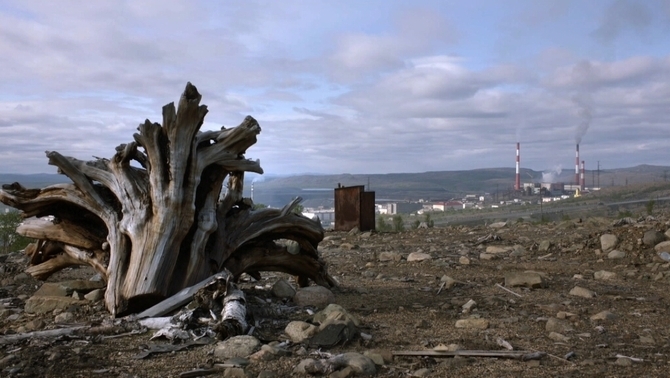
[2,164,669,209]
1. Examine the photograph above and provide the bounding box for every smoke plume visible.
[542,164,563,183]
[572,94,593,144]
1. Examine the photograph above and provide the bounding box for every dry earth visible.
[2,211,670,377]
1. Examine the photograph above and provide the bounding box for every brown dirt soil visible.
[1,213,670,377]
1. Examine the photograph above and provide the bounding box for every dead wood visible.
[0,326,89,345]
[392,350,546,360]
[0,82,334,316]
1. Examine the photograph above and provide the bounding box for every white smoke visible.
[542,165,563,183]
[251,175,265,183]
[572,94,593,144]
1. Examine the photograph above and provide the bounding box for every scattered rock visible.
[340,243,359,250]
[314,304,360,327]
[545,318,574,333]
[293,286,335,308]
[538,240,552,252]
[593,270,616,280]
[84,289,105,302]
[54,311,74,323]
[271,279,296,299]
[548,332,570,342]
[33,280,106,297]
[285,321,318,343]
[639,335,655,344]
[411,368,432,377]
[615,357,633,367]
[607,250,626,259]
[24,319,45,331]
[455,318,489,329]
[488,221,507,229]
[570,286,596,298]
[214,336,261,359]
[24,296,87,314]
[505,272,546,288]
[590,310,616,321]
[407,252,432,262]
[509,245,527,257]
[378,252,402,262]
[440,275,457,289]
[479,253,496,260]
[486,245,511,254]
[643,230,666,247]
[600,234,618,252]
[459,256,471,265]
[654,241,670,253]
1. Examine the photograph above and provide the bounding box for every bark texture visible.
[0,83,334,316]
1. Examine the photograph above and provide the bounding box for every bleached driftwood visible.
[0,83,335,316]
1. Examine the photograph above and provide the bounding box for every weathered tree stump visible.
[0,83,335,316]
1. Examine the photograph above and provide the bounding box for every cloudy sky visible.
[1,0,669,176]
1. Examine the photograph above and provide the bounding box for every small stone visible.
[362,351,385,366]
[337,352,376,376]
[214,336,261,359]
[590,310,616,321]
[569,286,596,298]
[24,296,87,314]
[505,272,546,288]
[600,234,618,252]
[223,367,252,378]
[248,349,277,362]
[378,252,402,262]
[643,230,665,247]
[84,289,104,302]
[455,318,489,329]
[313,304,360,326]
[639,335,655,344]
[607,250,626,259]
[54,311,74,323]
[284,321,318,343]
[538,240,552,252]
[407,252,432,262]
[488,221,507,229]
[412,368,432,377]
[486,246,511,254]
[509,245,527,257]
[415,319,430,329]
[655,241,670,253]
[594,270,616,280]
[461,299,476,313]
[271,279,296,299]
[459,256,470,265]
[440,275,457,289]
[615,357,632,367]
[293,286,335,308]
[556,311,577,320]
[340,243,359,250]
[24,319,45,331]
[545,318,573,333]
[548,332,570,342]
[257,371,278,378]
[72,291,85,300]
[479,253,495,260]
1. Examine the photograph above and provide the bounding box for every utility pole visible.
[597,161,600,189]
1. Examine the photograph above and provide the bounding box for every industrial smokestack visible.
[575,144,580,186]
[515,142,520,191]
[580,160,585,190]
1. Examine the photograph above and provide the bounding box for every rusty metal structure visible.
[334,185,375,231]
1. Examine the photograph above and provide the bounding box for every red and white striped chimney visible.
[575,144,580,186]
[515,142,520,191]
[580,160,585,190]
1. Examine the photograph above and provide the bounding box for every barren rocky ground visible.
[2,210,670,377]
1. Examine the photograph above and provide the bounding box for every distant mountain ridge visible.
[2,164,669,208]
